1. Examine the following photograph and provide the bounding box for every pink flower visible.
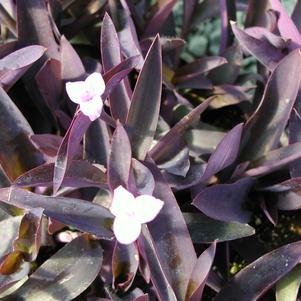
[110,186,164,245]
[65,72,105,121]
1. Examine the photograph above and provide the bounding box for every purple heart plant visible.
[1,0,301,300]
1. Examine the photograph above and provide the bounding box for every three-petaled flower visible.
[110,186,164,244]
[65,72,105,121]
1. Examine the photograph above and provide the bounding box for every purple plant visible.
[1,0,301,300]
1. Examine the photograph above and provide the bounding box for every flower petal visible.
[134,195,164,224]
[85,72,105,96]
[79,95,103,121]
[113,216,141,244]
[111,185,135,217]
[66,81,91,104]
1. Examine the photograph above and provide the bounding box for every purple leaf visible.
[231,22,285,70]
[112,242,139,292]
[289,108,301,177]
[14,160,106,189]
[118,17,144,70]
[30,134,64,158]
[276,189,301,211]
[101,13,130,123]
[0,45,46,91]
[185,242,216,301]
[35,58,62,113]
[0,41,18,60]
[0,45,45,71]
[240,49,301,161]
[208,44,243,85]
[0,87,43,181]
[244,0,270,27]
[162,163,206,190]
[144,160,197,300]
[102,55,140,101]
[243,142,301,178]
[126,35,162,160]
[149,97,213,164]
[270,0,301,49]
[201,123,243,183]
[182,0,199,37]
[193,178,253,223]
[173,56,227,84]
[2,235,103,301]
[158,146,190,177]
[53,112,91,194]
[131,159,155,195]
[245,27,289,49]
[143,0,177,38]
[214,241,301,301]
[16,0,59,59]
[174,73,213,90]
[210,85,252,109]
[0,187,114,239]
[138,225,177,301]
[84,119,111,166]
[184,212,255,243]
[292,0,301,33]
[108,123,132,190]
[140,37,185,53]
[60,35,85,81]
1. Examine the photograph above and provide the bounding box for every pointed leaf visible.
[0,187,114,239]
[108,123,132,190]
[240,49,301,161]
[193,178,253,223]
[270,0,301,49]
[149,97,213,163]
[231,22,285,70]
[35,58,62,113]
[131,159,155,195]
[214,241,301,301]
[144,160,197,300]
[15,160,106,189]
[84,119,111,166]
[173,56,227,83]
[3,235,103,301]
[53,112,91,194]
[126,36,162,160]
[101,13,130,123]
[143,0,177,37]
[118,16,144,70]
[138,225,177,301]
[184,213,255,243]
[60,35,85,81]
[201,123,243,182]
[30,134,63,158]
[112,242,139,292]
[243,142,301,178]
[185,242,216,301]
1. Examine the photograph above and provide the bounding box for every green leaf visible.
[276,265,301,301]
